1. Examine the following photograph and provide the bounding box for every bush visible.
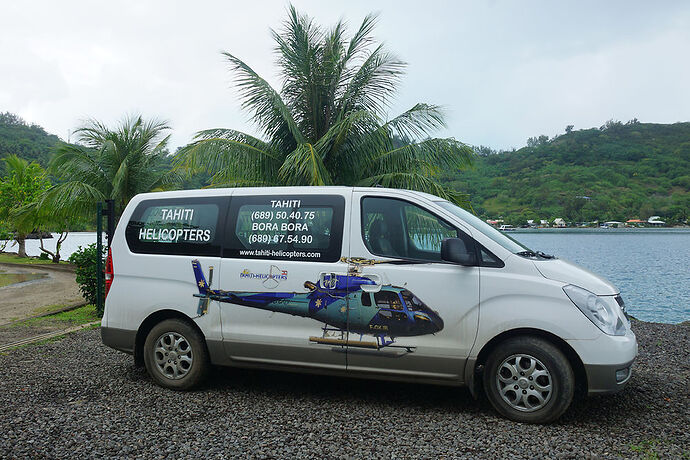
[38,251,50,260]
[69,243,106,315]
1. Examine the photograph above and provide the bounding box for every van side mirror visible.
[441,238,477,266]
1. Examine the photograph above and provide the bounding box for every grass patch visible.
[0,253,68,265]
[32,303,71,315]
[11,304,101,328]
[629,440,661,460]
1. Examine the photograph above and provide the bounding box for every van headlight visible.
[563,285,627,336]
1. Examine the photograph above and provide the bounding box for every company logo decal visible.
[240,265,288,289]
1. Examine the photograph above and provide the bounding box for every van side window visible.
[125,197,227,256]
[225,195,345,262]
[479,246,505,268]
[361,197,472,262]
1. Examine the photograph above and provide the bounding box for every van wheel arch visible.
[468,328,587,400]
[134,310,207,368]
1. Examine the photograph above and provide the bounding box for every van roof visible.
[131,186,445,201]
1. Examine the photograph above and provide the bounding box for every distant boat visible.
[499,225,516,232]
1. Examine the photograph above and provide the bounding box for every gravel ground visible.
[1,320,688,459]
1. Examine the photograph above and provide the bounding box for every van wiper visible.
[517,250,555,259]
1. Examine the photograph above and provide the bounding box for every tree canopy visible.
[0,112,61,168]
[175,5,474,204]
[41,115,179,219]
[0,155,51,256]
[443,121,690,224]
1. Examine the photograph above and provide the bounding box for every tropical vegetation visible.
[41,115,179,219]
[175,6,474,204]
[68,243,106,314]
[0,155,51,257]
[442,120,690,224]
[0,112,60,168]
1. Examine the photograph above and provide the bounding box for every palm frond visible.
[36,182,107,220]
[337,44,406,118]
[357,172,471,207]
[370,138,474,176]
[223,51,305,150]
[383,104,447,140]
[175,129,279,185]
[278,143,331,186]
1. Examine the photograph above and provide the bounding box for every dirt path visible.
[0,263,84,325]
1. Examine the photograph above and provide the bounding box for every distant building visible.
[648,216,665,226]
[553,218,566,228]
[604,221,624,228]
[626,219,645,227]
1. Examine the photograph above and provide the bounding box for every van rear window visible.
[125,197,227,256]
[224,195,345,262]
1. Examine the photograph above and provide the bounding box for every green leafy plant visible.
[68,243,106,315]
[39,115,180,221]
[175,5,474,205]
[0,155,51,257]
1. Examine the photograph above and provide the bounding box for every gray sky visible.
[2,1,689,151]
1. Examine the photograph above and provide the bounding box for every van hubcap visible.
[496,354,552,412]
[154,332,193,380]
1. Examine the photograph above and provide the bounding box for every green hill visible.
[444,121,690,224]
[0,112,61,168]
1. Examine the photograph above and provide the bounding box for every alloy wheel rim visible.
[496,353,553,412]
[154,332,193,380]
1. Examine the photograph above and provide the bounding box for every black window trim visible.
[359,194,504,268]
[125,196,230,257]
[223,193,346,263]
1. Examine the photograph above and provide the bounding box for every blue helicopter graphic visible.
[191,259,444,350]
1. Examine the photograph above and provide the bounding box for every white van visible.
[101,186,637,423]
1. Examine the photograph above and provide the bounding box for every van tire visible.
[483,336,574,423]
[143,319,209,390]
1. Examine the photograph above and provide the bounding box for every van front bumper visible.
[584,360,635,394]
[101,326,136,354]
[567,328,638,395]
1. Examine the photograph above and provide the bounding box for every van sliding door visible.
[217,189,351,371]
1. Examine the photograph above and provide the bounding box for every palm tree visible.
[41,115,179,219]
[176,6,473,204]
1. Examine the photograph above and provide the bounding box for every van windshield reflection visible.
[435,201,530,254]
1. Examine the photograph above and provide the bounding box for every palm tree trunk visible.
[16,233,27,258]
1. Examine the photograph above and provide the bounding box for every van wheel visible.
[483,336,574,423]
[143,319,209,390]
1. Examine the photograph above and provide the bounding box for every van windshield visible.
[436,201,530,254]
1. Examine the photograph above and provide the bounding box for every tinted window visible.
[125,197,227,256]
[225,195,345,262]
[361,197,471,262]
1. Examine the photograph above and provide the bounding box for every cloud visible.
[1,0,689,150]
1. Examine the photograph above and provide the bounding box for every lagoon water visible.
[2,229,688,324]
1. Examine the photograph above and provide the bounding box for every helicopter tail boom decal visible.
[192,260,209,295]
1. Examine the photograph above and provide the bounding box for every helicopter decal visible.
[191,259,444,350]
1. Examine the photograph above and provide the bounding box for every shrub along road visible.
[0,320,687,459]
